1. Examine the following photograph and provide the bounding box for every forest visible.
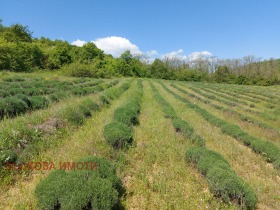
[0,20,279,85]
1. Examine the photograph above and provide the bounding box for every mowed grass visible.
[119,81,232,209]
[160,82,280,210]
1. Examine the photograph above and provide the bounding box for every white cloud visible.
[92,36,141,57]
[71,37,214,63]
[159,49,214,63]
[71,39,87,47]
[146,50,158,56]
[161,49,188,60]
[188,51,213,61]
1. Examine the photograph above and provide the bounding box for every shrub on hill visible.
[59,107,85,126]
[0,97,28,118]
[104,121,133,149]
[81,98,100,111]
[35,156,123,210]
[28,96,49,109]
[114,101,140,126]
[186,147,257,209]
[78,104,92,118]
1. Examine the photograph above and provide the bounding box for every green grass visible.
[161,82,280,169]
[151,81,257,209]
[0,76,279,210]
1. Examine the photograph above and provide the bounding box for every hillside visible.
[0,74,279,209]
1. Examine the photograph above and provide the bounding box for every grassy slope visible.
[161,82,280,209]
[0,77,279,209]
[119,81,232,209]
[175,83,280,147]
[182,83,280,127]
[0,79,135,209]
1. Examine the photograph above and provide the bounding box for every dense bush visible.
[0,97,28,118]
[59,107,85,126]
[186,147,257,209]
[78,104,92,118]
[81,98,100,111]
[172,117,193,136]
[104,121,133,148]
[28,96,49,109]
[35,156,123,210]
[103,80,142,149]
[67,63,97,77]
[114,101,140,126]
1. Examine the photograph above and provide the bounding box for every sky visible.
[1,0,280,60]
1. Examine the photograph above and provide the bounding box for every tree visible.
[214,66,230,82]
[3,24,32,43]
[150,59,170,79]
[120,50,133,63]
[0,19,3,31]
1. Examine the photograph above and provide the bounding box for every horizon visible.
[1,0,280,60]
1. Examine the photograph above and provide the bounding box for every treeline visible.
[0,20,279,85]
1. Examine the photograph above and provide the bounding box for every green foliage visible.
[2,24,32,43]
[213,66,230,83]
[0,97,28,118]
[150,59,171,79]
[173,117,193,135]
[0,41,44,71]
[66,63,97,77]
[0,21,278,85]
[35,156,122,210]
[48,92,66,102]
[101,81,131,103]
[114,101,140,126]
[104,121,133,148]
[186,147,257,209]
[70,42,104,64]
[28,96,49,109]
[0,89,8,97]
[81,98,100,111]
[78,104,92,118]
[0,150,18,166]
[103,80,142,149]
[59,107,84,126]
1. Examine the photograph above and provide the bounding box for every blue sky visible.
[1,0,280,59]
